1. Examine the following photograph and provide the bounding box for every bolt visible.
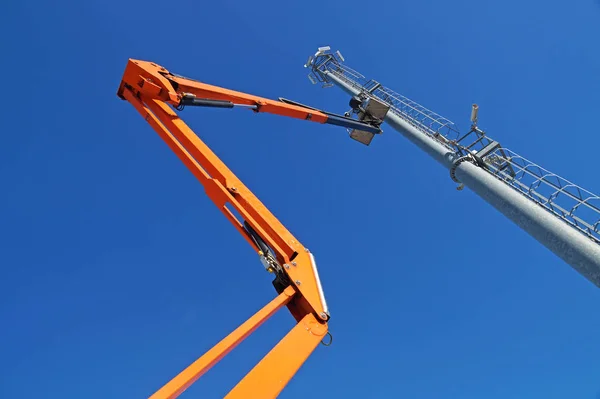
[304,248,309,252]
[291,261,297,266]
[295,280,301,285]
[230,187,237,192]
[320,312,328,320]
[284,264,290,269]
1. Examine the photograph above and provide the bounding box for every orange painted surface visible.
[117,61,330,398]
[225,313,327,399]
[118,59,329,123]
[149,287,296,399]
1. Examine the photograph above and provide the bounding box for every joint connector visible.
[450,155,477,184]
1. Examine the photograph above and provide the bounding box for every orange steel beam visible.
[117,60,333,398]
[123,90,327,320]
[117,59,328,121]
[149,287,296,399]
[117,59,382,135]
[225,313,326,399]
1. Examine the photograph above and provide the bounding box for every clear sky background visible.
[2,1,600,398]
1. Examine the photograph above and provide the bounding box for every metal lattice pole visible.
[305,47,600,286]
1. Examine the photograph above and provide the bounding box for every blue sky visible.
[2,0,600,398]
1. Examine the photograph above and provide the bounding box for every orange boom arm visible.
[116,59,366,398]
[118,59,383,135]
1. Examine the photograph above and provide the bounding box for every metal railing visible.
[308,51,600,244]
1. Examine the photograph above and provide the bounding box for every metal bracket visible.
[349,129,376,146]
[347,97,390,145]
[473,140,501,165]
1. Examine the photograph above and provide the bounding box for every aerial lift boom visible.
[117,59,382,398]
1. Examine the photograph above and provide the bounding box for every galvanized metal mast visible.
[305,47,600,286]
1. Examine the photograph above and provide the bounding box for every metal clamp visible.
[450,155,477,184]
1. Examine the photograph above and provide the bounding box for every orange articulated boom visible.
[116,59,375,398]
[118,59,383,137]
